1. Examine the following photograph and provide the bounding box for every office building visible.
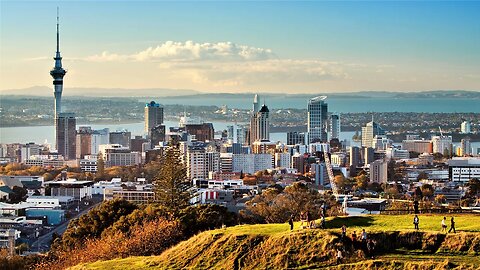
[76,127,93,159]
[402,139,433,154]
[275,152,291,168]
[361,120,385,148]
[364,147,375,165]
[186,146,207,180]
[310,163,328,186]
[145,101,164,134]
[99,144,141,167]
[249,95,270,143]
[150,125,166,147]
[431,136,453,155]
[370,160,388,184]
[227,124,246,144]
[330,114,340,140]
[307,96,328,143]
[19,143,41,163]
[287,132,305,145]
[185,123,214,142]
[460,137,472,156]
[448,157,480,182]
[56,113,76,160]
[109,131,131,149]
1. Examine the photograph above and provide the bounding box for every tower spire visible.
[56,7,60,54]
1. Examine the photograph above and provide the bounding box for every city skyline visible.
[1,1,479,93]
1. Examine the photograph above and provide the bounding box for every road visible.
[30,202,100,252]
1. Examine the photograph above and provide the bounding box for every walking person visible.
[306,211,311,229]
[336,248,343,264]
[288,214,294,231]
[448,217,456,233]
[441,217,447,232]
[351,231,358,249]
[300,211,306,228]
[413,215,419,230]
[361,229,368,249]
[341,224,347,240]
[321,215,326,229]
[367,239,376,259]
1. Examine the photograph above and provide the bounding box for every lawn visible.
[213,213,480,236]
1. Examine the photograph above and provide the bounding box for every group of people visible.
[288,211,327,230]
[336,226,376,264]
[413,215,456,233]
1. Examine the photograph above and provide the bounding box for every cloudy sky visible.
[1,1,479,93]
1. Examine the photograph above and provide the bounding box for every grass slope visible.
[71,214,480,270]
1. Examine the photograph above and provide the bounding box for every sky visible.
[0,1,479,94]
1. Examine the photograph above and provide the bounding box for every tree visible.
[354,174,368,190]
[420,184,434,199]
[153,146,193,213]
[466,178,480,198]
[9,186,28,203]
[96,154,105,180]
[56,199,137,251]
[244,182,338,223]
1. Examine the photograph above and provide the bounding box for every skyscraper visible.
[249,94,259,144]
[255,104,270,142]
[330,114,341,140]
[145,101,164,134]
[56,113,76,160]
[249,95,270,143]
[461,121,471,134]
[361,120,385,148]
[50,9,67,150]
[307,96,328,143]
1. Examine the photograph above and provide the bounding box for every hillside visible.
[71,214,480,270]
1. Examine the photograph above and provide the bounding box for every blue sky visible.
[1,1,479,93]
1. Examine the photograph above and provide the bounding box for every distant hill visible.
[0,86,201,97]
[1,87,479,99]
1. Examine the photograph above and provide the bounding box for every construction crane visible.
[321,143,350,206]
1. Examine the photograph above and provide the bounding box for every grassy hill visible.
[71,214,480,270]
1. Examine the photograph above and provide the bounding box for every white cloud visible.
[85,41,275,62]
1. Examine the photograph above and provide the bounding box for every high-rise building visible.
[76,127,93,159]
[99,144,141,167]
[461,121,471,134]
[91,128,109,154]
[227,124,246,144]
[364,147,375,165]
[431,135,453,155]
[186,146,207,180]
[145,101,164,134]
[185,123,214,142]
[255,105,270,142]
[330,114,341,140]
[370,159,388,184]
[460,137,471,156]
[249,95,270,144]
[20,143,41,163]
[361,121,385,148]
[150,125,166,147]
[109,131,131,149]
[287,132,305,145]
[402,139,433,154]
[56,113,76,160]
[307,96,328,143]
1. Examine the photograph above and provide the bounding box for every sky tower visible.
[50,8,66,122]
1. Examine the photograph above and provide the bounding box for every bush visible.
[37,218,182,270]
